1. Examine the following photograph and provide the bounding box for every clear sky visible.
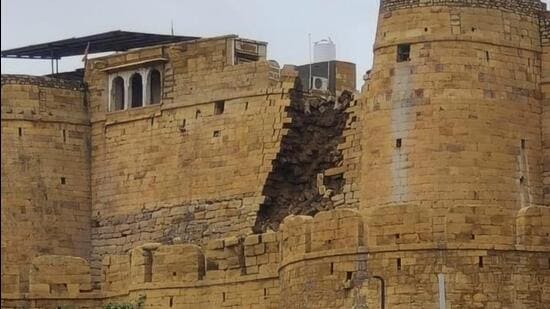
[0,0,380,87]
[2,0,550,88]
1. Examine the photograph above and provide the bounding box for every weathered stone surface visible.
[2,1,550,308]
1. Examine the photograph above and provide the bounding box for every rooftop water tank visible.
[313,38,336,63]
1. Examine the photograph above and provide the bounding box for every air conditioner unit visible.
[311,76,329,91]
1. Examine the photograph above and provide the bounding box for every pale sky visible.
[2,0,550,88]
[0,0,379,87]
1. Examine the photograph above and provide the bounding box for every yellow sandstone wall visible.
[84,36,292,284]
[1,76,91,296]
[2,207,547,308]
[541,12,550,205]
[2,2,550,308]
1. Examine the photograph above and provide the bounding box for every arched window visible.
[149,69,161,105]
[111,77,125,111]
[130,73,143,108]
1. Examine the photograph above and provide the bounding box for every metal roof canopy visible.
[1,30,200,60]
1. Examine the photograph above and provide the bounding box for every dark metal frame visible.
[1,30,199,60]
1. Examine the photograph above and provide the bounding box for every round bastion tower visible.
[357,0,550,307]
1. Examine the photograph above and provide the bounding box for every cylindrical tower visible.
[359,1,550,307]
[362,0,546,212]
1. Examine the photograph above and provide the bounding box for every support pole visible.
[308,33,312,91]
[50,50,55,75]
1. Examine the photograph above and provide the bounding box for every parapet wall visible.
[1,75,91,296]
[2,206,548,308]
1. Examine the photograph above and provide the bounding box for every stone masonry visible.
[1,1,550,308]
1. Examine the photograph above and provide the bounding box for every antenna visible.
[171,20,174,36]
[308,33,312,91]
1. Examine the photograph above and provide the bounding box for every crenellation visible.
[380,0,547,17]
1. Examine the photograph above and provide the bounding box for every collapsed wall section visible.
[254,90,361,232]
[1,75,91,296]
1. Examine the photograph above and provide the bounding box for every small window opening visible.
[130,73,143,108]
[18,128,22,137]
[472,27,477,32]
[111,77,125,111]
[396,138,402,148]
[471,234,476,240]
[424,27,428,32]
[264,288,267,297]
[478,256,484,268]
[60,177,66,185]
[244,102,249,110]
[213,130,221,137]
[195,110,201,119]
[485,51,490,62]
[169,296,173,307]
[172,272,177,277]
[521,139,526,149]
[50,283,68,294]
[149,69,161,105]
[520,176,525,185]
[397,44,411,62]
[214,101,225,115]
[330,262,334,275]
[397,258,402,270]
[222,292,226,302]
[62,130,66,143]
[346,271,353,281]
[395,234,400,240]
[144,250,153,283]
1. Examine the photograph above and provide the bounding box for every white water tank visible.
[313,38,336,63]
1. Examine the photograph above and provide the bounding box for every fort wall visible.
[2,207,547,308]
[82,36,362,287]
[2,1,550,307]
[84,37,293,285]
[1,76,91,295]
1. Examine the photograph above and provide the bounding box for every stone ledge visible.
[1,74,83,90]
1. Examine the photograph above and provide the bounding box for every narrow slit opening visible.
[396,138,402,148]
